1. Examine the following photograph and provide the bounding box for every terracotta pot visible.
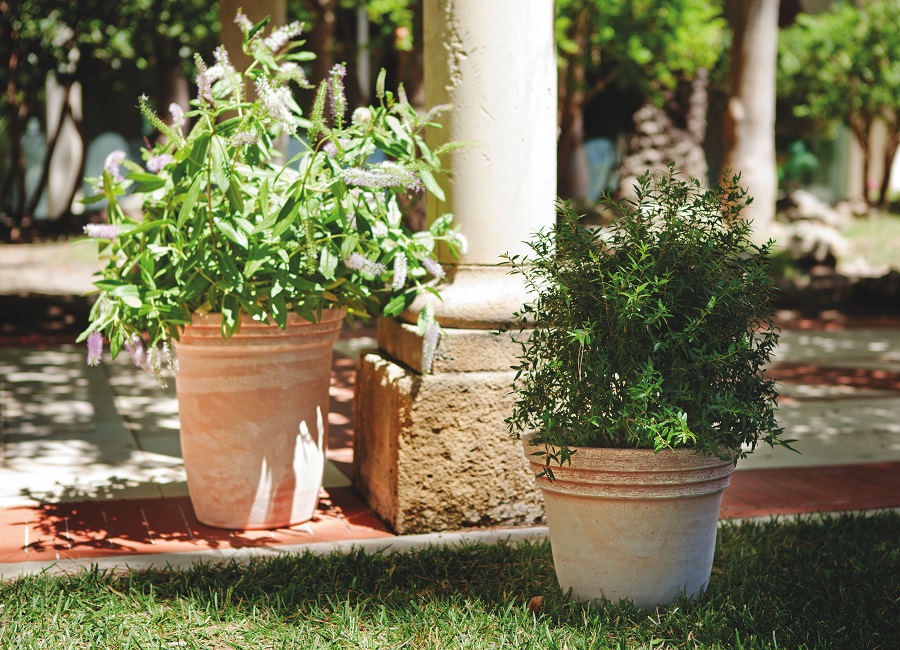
[524,439,735,608]
[175,310,345,530]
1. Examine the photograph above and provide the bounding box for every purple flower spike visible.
[169,103,185,128]
[421,323,440,372]
[342,162,422,192]
[255,76,296,134]
[329,63,347,126]
[104,150,127,182]
[392,255,408,290]
[344,252,385,277]
[146,154,173,174]
[234,10,253,33]
[262,21,303,53]
[83,224,120,240]
[195,55,214,107]
[123,333,148,370]
[231,131,258,147]
[86,332,103,367]
[422,257,445,280]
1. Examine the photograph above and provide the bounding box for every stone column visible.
[353,0,557,534]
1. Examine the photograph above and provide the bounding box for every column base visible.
[353,351,543,534]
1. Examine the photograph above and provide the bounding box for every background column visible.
[353,0,557,533]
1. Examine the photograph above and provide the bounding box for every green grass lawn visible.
[843,212,900,270]
[1,512,897,649]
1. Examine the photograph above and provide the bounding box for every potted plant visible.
[504,166,791,608]
[78,13,463,530]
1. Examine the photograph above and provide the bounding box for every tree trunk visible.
[397,6,425,108]
[721,0,780,241]
[877,110,900,209]
[156,59,190,123]
[849,116,874,207]
[310,0,339,86]
[619,70,710,198]
[557,12,590,202]
[877,135,899,210]
[2,39,27,227]
[62,89,87,217]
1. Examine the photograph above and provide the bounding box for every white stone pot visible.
[523,438,735,608]
[175,310,345,530]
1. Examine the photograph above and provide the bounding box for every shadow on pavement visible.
[0,293,94,346]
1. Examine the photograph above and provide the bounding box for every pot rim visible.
[521,432,737,465]
[185,308,347,328]
[521,433,737,497]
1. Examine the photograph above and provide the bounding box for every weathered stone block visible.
[353,352,544,534]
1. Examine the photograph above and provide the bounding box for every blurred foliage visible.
[778,140,820,190]
[1,0,220,95]
[778,1,900,206]
[352,0,414,51]
[555,0,726,104]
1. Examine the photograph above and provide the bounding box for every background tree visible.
[291,0,416,106]
[555,0,725,202]
[0,0,219,238]
[778,0,900,208]
[123,1,220,116]
[721,0,779,239]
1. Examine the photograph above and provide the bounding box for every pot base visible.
[175,310,345,530]
[526,442,735,608]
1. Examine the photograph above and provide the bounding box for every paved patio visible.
[1,243,899,578]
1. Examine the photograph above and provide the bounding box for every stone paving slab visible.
[722,462,900,518]
[774,329,900,372]
[0,336,371,508]
[0,347,183,506]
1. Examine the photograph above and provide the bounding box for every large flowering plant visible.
[79,14,463,384]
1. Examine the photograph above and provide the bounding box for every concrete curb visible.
[0,526,550,581]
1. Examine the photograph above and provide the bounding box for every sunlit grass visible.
[1,511,897,649]
[843,212,900,270]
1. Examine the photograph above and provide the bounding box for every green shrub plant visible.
[504,166,791,474]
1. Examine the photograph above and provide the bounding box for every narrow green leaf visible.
[419,169,445,202]
[215,220,249,248]
[243,257,267,279]
[319,246,338,280]
[339,233,359,259]
[282,51,316,62]
[186,133,211,176]
[178,177,203,228]
[272,199,299,238]
[127,173,167,193]
[210,135,230,192]
[234,217,254,235]
[221,294,240,337]
[414,135,439,167]
[111,284,142,309]
[383,293,410,317]
[385,116,412,150]
[216,251,243,290]
[247,15,270,40]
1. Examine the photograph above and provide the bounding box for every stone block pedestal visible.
[352,322,543,534]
